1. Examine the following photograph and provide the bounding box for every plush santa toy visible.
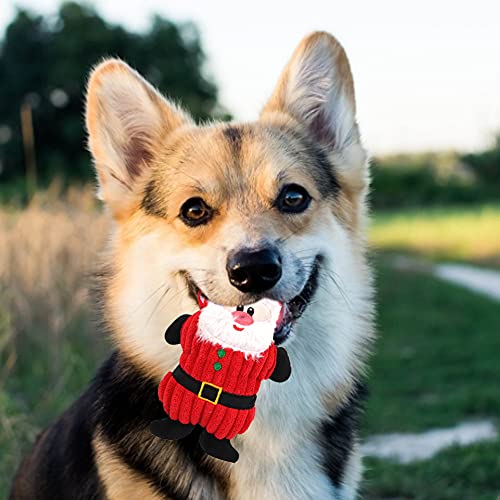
[150,292,291,462]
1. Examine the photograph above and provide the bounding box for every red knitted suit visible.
[158,311,278,440]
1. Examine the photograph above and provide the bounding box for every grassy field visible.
[370,204,500,268]
[1,197,500,498]
[363,261,500,499]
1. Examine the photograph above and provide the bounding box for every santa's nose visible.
[232,311,254,326]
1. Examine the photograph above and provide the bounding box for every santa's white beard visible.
[196,299,281,358]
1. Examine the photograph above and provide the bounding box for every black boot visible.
[198,429,239,463]
[150,416,195,440]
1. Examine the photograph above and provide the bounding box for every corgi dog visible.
[10,31,374,499]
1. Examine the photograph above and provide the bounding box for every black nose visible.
[226,247,282,293]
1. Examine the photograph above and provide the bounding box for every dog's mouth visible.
[272,256,321,344]
[184,255,322,346]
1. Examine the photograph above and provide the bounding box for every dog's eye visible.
[236,305,244,311]
[180,197,213,226]
[247,307,254,316]
[275,184,311,213]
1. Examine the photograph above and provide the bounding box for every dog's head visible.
[86,32,371,376]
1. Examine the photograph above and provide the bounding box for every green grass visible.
[363,260,500,499]
[364,440,500,500]
[370,204,500,268]
[0,309,107,498]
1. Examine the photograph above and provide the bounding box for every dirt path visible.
[434,263,500,301]
[391,255,500,302]
[362,420,497,464]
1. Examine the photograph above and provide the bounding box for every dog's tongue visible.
[197,290,209,308]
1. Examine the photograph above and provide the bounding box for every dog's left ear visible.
[261,32,368,194]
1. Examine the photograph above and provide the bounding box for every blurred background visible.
[1,1,499,498]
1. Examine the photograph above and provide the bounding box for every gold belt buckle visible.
[198,381,223,405]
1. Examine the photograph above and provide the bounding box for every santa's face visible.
[196,295,283,357]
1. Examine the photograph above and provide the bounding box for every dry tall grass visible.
[0,184,109,383]
[0,184,110,491]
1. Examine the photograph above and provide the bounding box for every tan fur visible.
[320,383,355,415]
[93,418,231,499]
[93,434,165,500]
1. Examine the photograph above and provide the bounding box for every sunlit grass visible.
[0,185,109,364]
[364,439,500,500]
[370,204,500,267]
[363,260,500,499]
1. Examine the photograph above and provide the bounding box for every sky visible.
[2,0,500,155]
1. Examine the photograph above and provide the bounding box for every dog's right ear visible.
[85,59,191,219]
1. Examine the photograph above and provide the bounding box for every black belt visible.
[172,365,257,410]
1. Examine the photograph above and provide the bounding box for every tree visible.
[461,135,500,186]
[0,2,227,184]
